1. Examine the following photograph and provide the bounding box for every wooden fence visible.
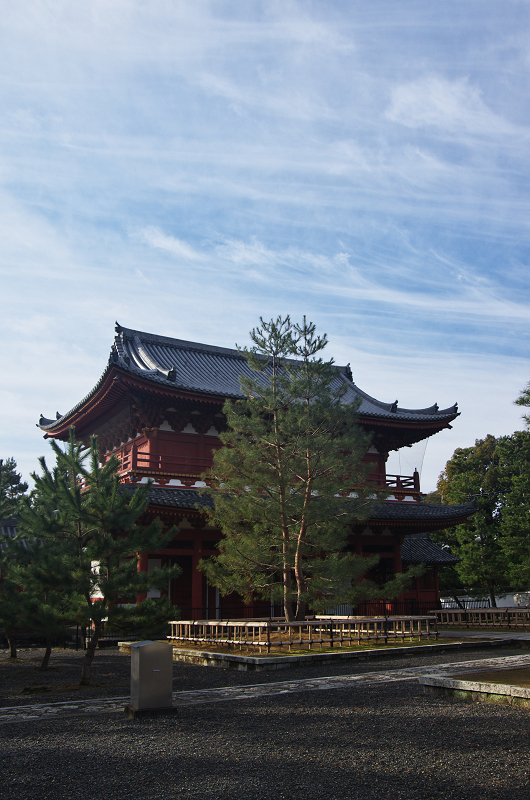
[436,607,530,629]
[168,615,438,654]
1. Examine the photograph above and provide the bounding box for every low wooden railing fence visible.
[168,615,438,654]
[436,607,530,628]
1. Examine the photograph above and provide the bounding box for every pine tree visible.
[16,429,180,683]
[0,457,28,519]
[515,382,530,428]
[6,534,78,669]
[0,457,28,657]
[201,316,409,622]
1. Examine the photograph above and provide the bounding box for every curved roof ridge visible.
[116,323,250,361]
[343,376,457,417]
[37,324,460,432]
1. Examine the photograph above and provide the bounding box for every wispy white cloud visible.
[386,75,520,136]
[0,1,529,486]
[136,227,203,261]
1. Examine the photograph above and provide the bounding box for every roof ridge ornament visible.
[390,400,398,412]
[132,334,177,381]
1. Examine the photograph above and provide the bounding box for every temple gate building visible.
[38,324,472,617]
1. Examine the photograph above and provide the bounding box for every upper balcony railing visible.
[367,471,420,498]
[111,446,212,477]
[109,443,421,498]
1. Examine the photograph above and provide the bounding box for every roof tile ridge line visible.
[132,334,176,380]
[118,325,249,360]
[119,325,350,372]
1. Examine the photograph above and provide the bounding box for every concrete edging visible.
[420,674,530,707]
[156,639,513,672]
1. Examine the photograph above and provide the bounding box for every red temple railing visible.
[110,444,420,497]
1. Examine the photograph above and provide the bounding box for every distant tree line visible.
[426,382,530,607]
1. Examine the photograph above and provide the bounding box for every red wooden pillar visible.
[137,551,148,603]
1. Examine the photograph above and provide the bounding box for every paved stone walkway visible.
[2,652,530,724]
[438,630,530,639]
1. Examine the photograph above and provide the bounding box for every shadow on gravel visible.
[1,680,529,800]
[1,644,526,708]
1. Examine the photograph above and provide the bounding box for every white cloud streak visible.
[0,1,529,486]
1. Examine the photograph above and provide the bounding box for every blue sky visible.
[1,1,529,491]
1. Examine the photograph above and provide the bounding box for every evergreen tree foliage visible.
[0,457,28,657]
[515,382,530,428]
[432,435,508,606]
[0,457,28,519]
[496,430,530,588]
[6,533,78,669]
[12,429,180,682]
[200,316,413,621]
[0,558,24,659]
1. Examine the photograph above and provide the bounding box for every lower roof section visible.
[128,485,476,529]
[370,499,476,524]
[401,533,460,565]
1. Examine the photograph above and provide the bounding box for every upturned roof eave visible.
[38,325,460,434]
[38,365,237,438]
[38,372,458,437]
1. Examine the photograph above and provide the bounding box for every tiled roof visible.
[0,518,18,538]
[122,486,475,526]
[121,484,214,511]
[39,324,459,431]
[401,533,460,565]
[370,500,476,522]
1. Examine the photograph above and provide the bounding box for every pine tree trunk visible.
[295,599,307,621]
[79,622,101,686]
[6,632,17,659]
[282,533,294,622]
[489,585,497,608]
[283,593,294,622]
[40,636,52,670]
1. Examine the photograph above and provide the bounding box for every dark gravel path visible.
[2,677,529,800]
[0,643,527,707]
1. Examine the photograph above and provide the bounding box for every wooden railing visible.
[368,472,421,497]
[115,446,212,476]
[168,616,438,654]
[111,440,421,496]
[436,608,530,628]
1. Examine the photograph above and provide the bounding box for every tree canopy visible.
[0,457,28,519]
[515,382,530,428]
[6,430,180,680]
[431,429,530,605]
[200,316,413,621]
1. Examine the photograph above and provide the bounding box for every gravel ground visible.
[0,643,527,707]
[2,677,530,800]
[1,644,530,799]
